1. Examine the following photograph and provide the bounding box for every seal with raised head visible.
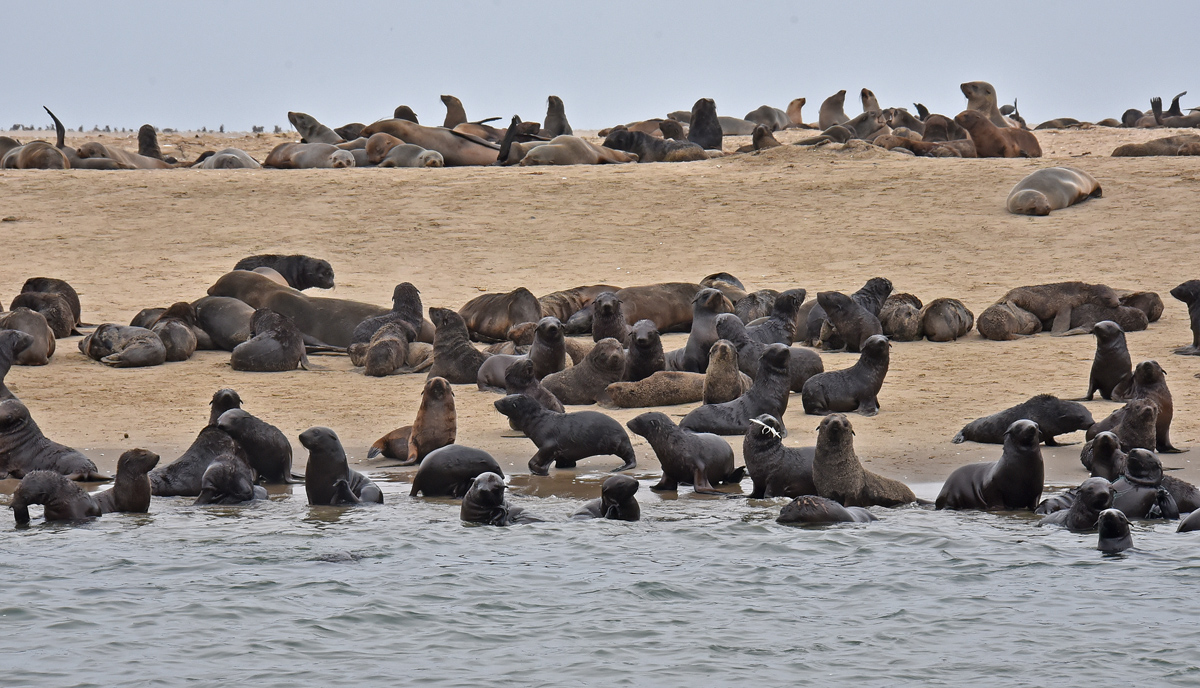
[230,309,306,372]
[410,445,504,498]
[743,414,815,499]
[954,394,1092,445]
[1110,448,1177,520]
[1097,509,1134,552]
[938,419,1044,510]
[714,314,824,392]
[0,330,35,400]
[494,394,636,475]
[0,398,106,481]
[287,111,343,144]
[427,307,491,384]
[1090,360,1179,453]
[680,343,791,435]
[475,316,568,390]
[1084,431,1127,480]
[687,98,723,151]
[745,289,804,345]
[1038,477,1113,530]
[1170,279,1200,355]
[813,413,916,507]
[573,474,641,521]
[777,495,876,525]
[149,389,247,496]
[590,292,630,343]
[669,288,734,373]
[234,254,334,291]
[352,282,430,345]
[93,448,159,514]
[370,376,456,464]
[960,81,1016,128]
[460,472,539,526]
[542,338,625,405]
[300,427,383,506]
[627,411,744,495]
[216,409,296,484]
[503,358,563,416]
[801,335,889,416]
[954,110,1042,158]
[1006,167,1102,216]
[919,298,974,342]
[1082,321,1131,401]
[806,277,892,348]
[1078,399,1156,472]
[818,90,850,130]
[79,324,166,368]
[622,319,665,382]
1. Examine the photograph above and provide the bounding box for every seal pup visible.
[1081,321,1131,401]
[93,448,159,514]
[427,307,491,384]
[938,419,1044,510]
[680,343,791,435]
[786,98,808,127]
[623,319,664,382]
[0,398,106,480]
[1006,167,1102,216]
[503,358,563,418]
[572,474,640,521]
[216,409,297,484]
[495,394,636,475]
[9,292,74,339]
[300,427,382,506]
[410,445,504,498]
[801,335,889,416]
[192,459,267,506]
[79,324,166,368]
[687,98,723,151]
[919,298,974,342]
[234,254,335,291]
[745,289,804,345]
[1170,279,1200,355]
[230,309,306,372]
[149,389,247,496]
[812,414,916,507]
[818,90,850,130]
[10,471,100,524]
[1038,477,1113,530]
[1080,399,1157,474]
[541,338,625,405]
[378,143,444,168]
[806,278,892,348]
[1090,360,1179,453]
[1097,509,1133,553]
[351,282,426,344]
[777,495,876,525]
[460,472,539,526]
[743,414,815,498]
[0,309,55,365]
[1111,449,1177,520]
[0,330,35,400]
[954,394,1092,445]
[627,412,744,495]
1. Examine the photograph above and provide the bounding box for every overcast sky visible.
[4,1,1198,132]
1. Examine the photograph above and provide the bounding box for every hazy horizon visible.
[5,1,1199,132]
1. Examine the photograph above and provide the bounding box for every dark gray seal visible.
[1082,321,1131,401]
[494,394,636,476]
[953,394,1093,446]
[622,319,665,382]
[812,413,916,507]
[350,282,428,345]
[1079,399,1157,470]
[300,427,382,505]
[149,388,247,496]
[0,398,106,481]
[1170,279,1200,355]
[79,324,166,368]
[94,448,159,514]
[0,330,35,400]
[193,459,267,505]
[503,358,563,417]
[800,334,889,416]
[627,411,744,495]
[1085,431,1127,480]
[714,313,824,392]
[674,288,734,373]
[234,254,335,290]
[687,98,723,151]
[591,292,630,343]
[20,277,83,328]
[230,309,306,372]
[148,302,200,361]
[0,308,54,365]
[776,495,876,525]
[1038,477,1113,530]
[936,420,1044,511]
[460,472,540,526]
[572,474,641,521]
[745,289,804,345]
[1097,509,1133,552]
[410,445,504,497]
[816,291,883,353]
[216,408,297,484]
[1098,360,1179,453]
[1111,449,1177,520]
[919,298,974,342]
[9,292,74,339]
[743,414,815,498]
[679,343,791,435]
[427,307,491,384]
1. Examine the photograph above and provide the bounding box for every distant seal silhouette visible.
[0,309,54,365]
[801,335,889,416]
[300,427,383,506]
[79,324,166,368]
[573,474,641,521]
[680,343,791,435]
[494,394,636,475]
[919,298,974,342]
[216,409,296,484]
[230,309,306,372]
[0,398,106,480]
[1170,279,1200,355]
[954,110,1041,158]
[777,495,876,525]
[938,419,1045,511]
[427,307,491,384]
[234,254,334,291]
[622,319,665,382]
[460,472,539,526]
[878,293,923,341]
[627,412,745,495]
[812,414,916,507]
[953,394,1092,445]
[541,338,625,405]
[1089,360,1179,453]
[0,330,35,400]
[149,389,247,496]
[1006,167,1102,215]
[742,414,815,498]
[1038,477,1113,530]
[1082,321,1131,401]
[1097,509,1133,552]
[410,445,503,498]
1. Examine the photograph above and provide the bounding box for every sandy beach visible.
[2,125,1199,489]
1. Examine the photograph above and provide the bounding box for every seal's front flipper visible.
[1050,307,1073,334]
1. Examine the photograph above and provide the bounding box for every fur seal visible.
[1083,321,1131,401]
[370,377,456,465]
[601,129,706,163]
[960,81,1016,128]
[148,302,199,361]
[149,389,247,496]
[672,288,734,373]
[1112,135,1200,157]
[687,98,723,151]
[427,307,491,384]
[805,277,892,348]
[714,314,824,392]
[801,335,889,416]
[494,394,636,475]
[460,472,539,525]
[215,409,296,484]
[1110,449,1177,520]
[599,371,706,408]
[90,448,159,514]
[745,290,804,345]
[355,322,413,377]
[1170,280,1200,355]
[818,90,850,129]
[194,148,261,169]
[975,301,1042,340]
[990,282,1120,335]
[287,111,343,144]
[1090,360,1179,453]
[539,284,619,327]
[11,471,100,524]
[954,111,1041,158]
[1097,509,1134,552]
[352,283,430,345]
[1038,477,1113,530]
[776,495,876,525]
[300,427,383,506]
[542,95,573,137]
[193,296,255,351]
[786,98,808,127]
[572,474,640,521]
[410,445,503,498]
[626,411,744,495]
[622,319,665,382]
[234,254,335,291]
[734,289,777,323]
[1067,296,1150,335]
[458,288,541,342]
[878,293,923,341]
[79,324,166,368]
[812,414,916,507]
[0,398,106,480]
[263,142,355,168]
[1,140,69,169]
[197,463,259,503]
[743,414,815,498]
[1079,399,1157,472]
[954,394,1093,445]
[475,316,567,390]
[702,340,751,404]
[0,330,35,400]
[20,278,82,328]
[679,343,791,435]
[229,309,306,372]
[1085,431,1127,480]
[541,338,625,405]
[744,105,791,131]
[378,143,444,168]
[359,118,499,166]
[919,298,974,342]
[503,358,563,416]
[0,308,55,365]
[938,419,1044,511]
[518,136,638,166]
[1006,167,1102,216]
[590,292,630,344]
[613,282,703,332]
[9,292,74,339]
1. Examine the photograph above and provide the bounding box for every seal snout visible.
[1006,419,1040,447]
[299,426,337,449]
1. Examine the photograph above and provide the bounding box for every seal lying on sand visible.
[1006,167,1102,216]
[79,324,166,368]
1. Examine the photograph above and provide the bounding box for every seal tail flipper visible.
[723,466,747,485]
[43,106,66,149]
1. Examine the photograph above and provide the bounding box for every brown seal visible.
[542,338,625,405]
[600,341,752,408]
[539,284,620,325]
[426,307,491,384]
[818,90,850,129]
[702,340,749,404]
[368,377,456,464]
[1112,135,1200,157]
[994,281,1121,335]
[358,118,500,166]
[20,277,83,328]
[9,292,74,338]
[777,495,877,525]
[93,448,159,514]
[1006,167,1102,216]
[954,110,1042,158]
[287,111,343,144]
[10,471,100,523]
[878,293,923,341]
[0,308,55,365]
[519,136,639,165]
[816,291,882,353]
[458,287,541,342]
[357,322,413,377]
[812,413,916,507]
[149,302,200,362]
[975,301,1042,340]
[230,309,306,372]
[611,282,703,332]
[621,319,665,382]
[0,398,107,480]
[591,292,631,343]
[744,105,791,131]
[920,298,974,342]
[1079,399,1157,471]
[1,140,69,169]
[960,81,1016,128]
[786,98,808,127]
[602,129,706,162]
[263,142,355,168]
[1099,360,1179,452]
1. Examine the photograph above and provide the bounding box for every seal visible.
[733,289,777,322]
[679,343,791,435]
[192,458,267,505]
[702,340,753,404]
[20,277,82,328]
[1078,399,1157,471]
[1170,279,1200,355]
[745,290,804,345]
[1117,290,1163,322]
[192,296,255,351]
[541,338,625,405]
[215,409,296,484]
[742,414,815,498]
[234,254,335,291]
[938,419,1045,510]
[1066,302,1149,336]
[613,282,704,332]
[355,322,413,377]
[801,335,889,416]
[194,148,261,169]
[0,308,55,365]
[539,284,620,327]
[1112,135,1200,157]
[812,413,916,507]
[287,111,343,144]
[777,495,876,525]
[407,376,457,465]
[953,394,1093,445]
[975,300,1042,340]
[377,143,444,168]
[0,398,107,480]
[460,472,540,525]
[572,474,640,521]
[818,90,850,129]
[601,129,707,163]
[230,309,306,372]
[919,298,974,342]
[622,319,665,382]
[518,135,639,165]
[357,118,500,166]
[878,293,923,341]
[263,142,355,168]
[1091,360,1179,452]
[668,288,734,373]
[541,95,573,137]
[591,292,630,343]
[149,389,248,496]
[954,110,1042,158]
[352,282,431,345]
[786,98,808,127]
[626,411,745,495]
[299,426,383,506]
[1038,477,1113,530]
[93,448,159,514]
[989,281,1121,335]
[79,324,166,368]
[960,81,1016,128]
[1110,448,1177,519]
[744,105,791,131]
[148,302,200,361]
[1097,509,1134,552]
[714,314,824,392]
[1082,321,1131,401]
[410,445,504,498]
[1006,167,1102,216]
[475,316,567,390]
[458,287,541,342]
[686,98,723,151]
[494,394,636,475]
[0,329,35,400]
[805,277,892,348]
[427,307,491,384]
[10,471,100,524]
[1084,431,1127,480]
[9,292,74,339]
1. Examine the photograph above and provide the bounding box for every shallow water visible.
[2,473,1199,687]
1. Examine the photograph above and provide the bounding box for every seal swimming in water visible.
[572,474,641,521]
[954,394,1093,446]
[10,471,100,523]
[410,445,504,498]
[1006,167,1102,216]
[1097,509,1133,552]
[679,343,791,435]
[1110,449,1177,520]
[0,398,107,481]
[300,427,383,506]
[801,335,890,416]
[495,394,636,475]
[937,419,1044,511]
[460,472,540,526]
[812,414,916,507]
[627,412,745,495]
[776,495,876,525]
[234,254,334,291]
[742,414,815,499]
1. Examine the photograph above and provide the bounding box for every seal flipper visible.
[612,446,637,472]
[690,468,728,496]
[44,106,66,150]
[723,466,747,485]
[330,479,362,506]
[1050,307,1073,334]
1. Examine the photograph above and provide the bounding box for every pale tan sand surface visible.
[2,125,1200,493]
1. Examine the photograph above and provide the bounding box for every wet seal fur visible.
[937,419,1045,510]
[743,414,815,498]
[777,495,876,525]
[300,427,382,506]
[149,389,247,496]
[370,376,457,465]
[572,474,641,521]
[801,335,889,416]
[627,412,745,495]
[1038,477,1113,530]
[954,394,1093,445]
[1097,509,1133,552]
[460,472,539,526]
[1089,360,1179,453]
[812,414,916,507]
[410,445,503,498]
[495,394,636,475]
[216,409,297,484]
